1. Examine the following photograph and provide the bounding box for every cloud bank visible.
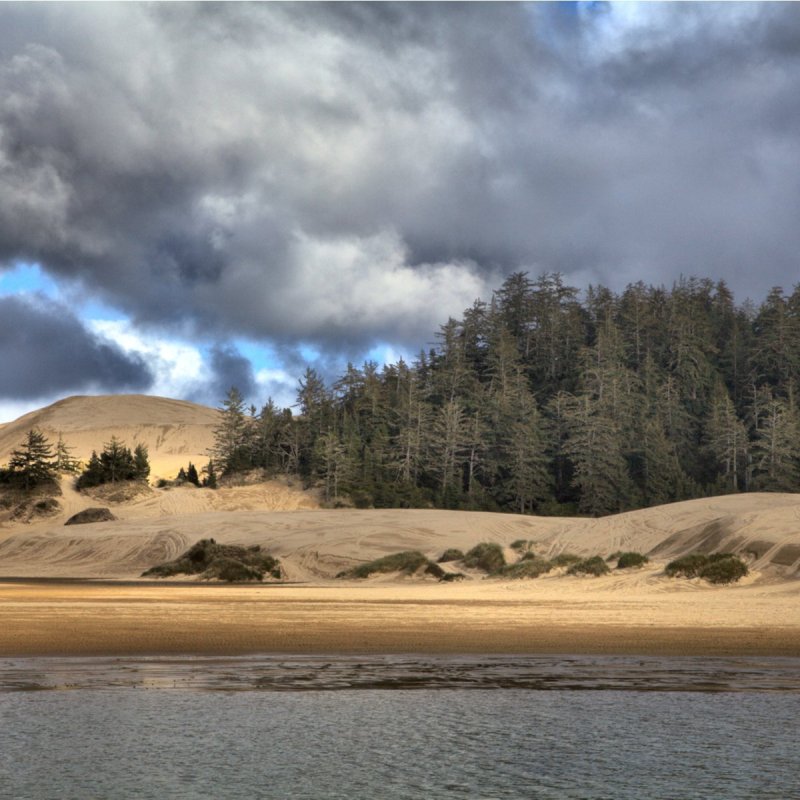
[2,3,800,410]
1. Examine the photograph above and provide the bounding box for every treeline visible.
[212,273,800,516]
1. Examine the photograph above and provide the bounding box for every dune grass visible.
[567,556,611,577]
[338,551,446,580]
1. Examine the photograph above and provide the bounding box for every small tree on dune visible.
[8,429,57,491]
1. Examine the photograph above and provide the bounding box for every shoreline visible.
[3,580,800,658]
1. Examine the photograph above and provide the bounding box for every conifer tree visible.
[54,434,81,474]
[8,429,57,491]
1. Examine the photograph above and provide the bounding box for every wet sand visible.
[2,580,800,657]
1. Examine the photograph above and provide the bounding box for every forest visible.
[212,273,800,516]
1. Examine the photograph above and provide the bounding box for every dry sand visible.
[2,579,799,657]
[1,394,800,658]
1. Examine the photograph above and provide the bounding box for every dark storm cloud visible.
[0,296,153,399]
[204,345,257,407]
[2,1,800,365]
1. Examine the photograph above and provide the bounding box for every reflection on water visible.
[1,653,799,692]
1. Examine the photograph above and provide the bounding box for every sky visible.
[2,2,800,422]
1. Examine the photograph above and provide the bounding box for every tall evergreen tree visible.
[8,429,57,491]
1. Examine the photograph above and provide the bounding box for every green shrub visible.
[664,553,710,579]
[510,539,533,552]
[567,556,611,577]
[664,552,748,584]
[493,558,552,580]
[699,555,748,585]
[339,550,437,579]
[142,539,281,582]
[437,548,466,563]
[463,542,506,573]
[439,572,466,582]
[207,558,265,582]
[616,551,649,569]
[550,552,582,568]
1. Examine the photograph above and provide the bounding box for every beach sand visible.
[2,577,799,657]
[2,395,800,659]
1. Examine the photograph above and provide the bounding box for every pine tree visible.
[202,460,218,489]
[54,434,81,474]
[750,391,799,491]
[133,444,150,482]
[8,429,57,491]
[212,387,249,474]
[186,462,200,486]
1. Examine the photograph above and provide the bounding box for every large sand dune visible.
[0,394,220,480]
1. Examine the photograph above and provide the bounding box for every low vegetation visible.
[462,542,506,573]
[549,552,582,568]
[665,552,748,584]
[493,557,552,580]
[142,538,282,582]
[567,556,611,577]
[616,551,649,569]
[510,539,534,553]
[437,548,465,563]
[338,551,445,580]
[64,507,117,526]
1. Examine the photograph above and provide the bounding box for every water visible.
[1,656,799,799]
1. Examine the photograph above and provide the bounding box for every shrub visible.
[616,552,649,569]
[439,572,466,582]
[510,539,533,552]
[493,558,552,580]
[664,553,710,579]
[142,539,281,582]
[438,548,466,563]
[699,555,748,585]
[550,552,582,568]
[567,556,610,577]
[339,550,435,579]
[463,542,506,573]
[664,552,748,584]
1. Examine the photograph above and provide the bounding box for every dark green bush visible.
[207,558,265,582]
[437,548,466,563]
[463,542,506,573]
[664,553,710,579]
[439,572,466,582]
[493,558,552,580]
[550,552,582,568]
[699,556,748,584]
[510,539,533,552]
[616,552,649,569]
[664,552,748,584]
[567,556,611,577]
[142,539,281,582]
[339,551,438,579]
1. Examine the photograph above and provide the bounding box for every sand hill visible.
[0,394,220,481]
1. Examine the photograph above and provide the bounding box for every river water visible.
[1,655,798,799]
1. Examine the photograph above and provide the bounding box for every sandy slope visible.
[0,394,220,480]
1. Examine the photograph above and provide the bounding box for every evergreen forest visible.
[213,274,800,516]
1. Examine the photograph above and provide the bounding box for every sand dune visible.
[0,394,220,480]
